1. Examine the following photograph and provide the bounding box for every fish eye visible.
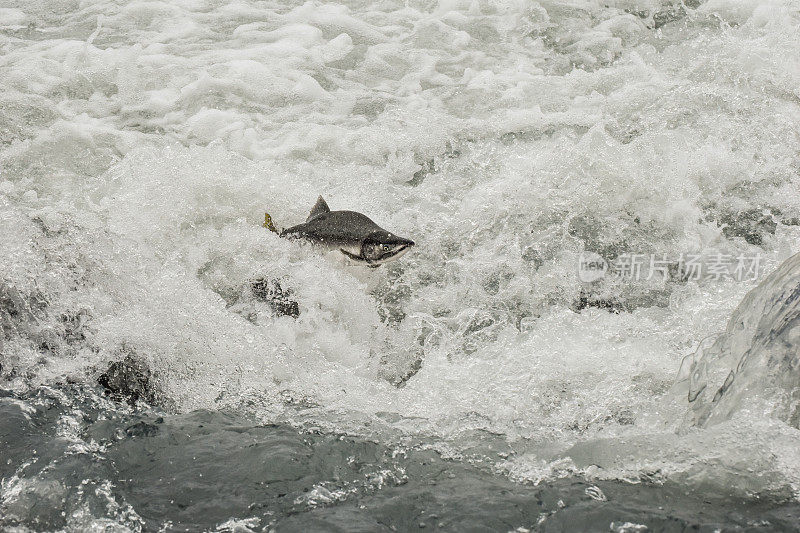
[382,244,389,251]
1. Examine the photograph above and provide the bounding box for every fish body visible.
[280,197,414,267]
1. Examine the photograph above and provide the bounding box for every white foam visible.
[0,8,27,28]
[2,0,800,499]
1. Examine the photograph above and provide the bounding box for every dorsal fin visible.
[307,196,331,221]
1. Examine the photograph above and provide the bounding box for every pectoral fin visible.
[340,248,366,263]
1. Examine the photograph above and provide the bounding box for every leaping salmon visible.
[267,196,415,267]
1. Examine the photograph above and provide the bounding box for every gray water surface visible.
[2,387,798,532]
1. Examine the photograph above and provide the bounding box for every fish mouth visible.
[340,240,414,266]
[338,233,415,266]
[387,243,412,260]
[372,241,414,264]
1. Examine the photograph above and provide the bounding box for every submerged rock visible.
[572,289,626,313]
[125,419,162,438]
[250,278,300,318]
[717,208,779,246]
[98,352,158,406]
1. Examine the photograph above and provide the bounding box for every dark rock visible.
[521,246,545,269]
[60,308,90,343]
[572,290,626,314]
[718,208,778,246]
[125,420,160,438]
[392,357,422,387]
[409,158,435,186]
[652,6,686,29]
[250,278,300,318]
[0,283,47,338]
[374,271,411,325]
[98,351,157,405]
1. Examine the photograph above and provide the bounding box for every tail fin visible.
[263,212,278,233]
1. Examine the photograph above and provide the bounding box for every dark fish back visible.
[281,211,385,244]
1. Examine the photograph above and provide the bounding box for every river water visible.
[2,0,800,531]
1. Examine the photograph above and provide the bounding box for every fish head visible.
[360,231,415,266]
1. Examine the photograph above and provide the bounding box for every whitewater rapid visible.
[2,0,800,517]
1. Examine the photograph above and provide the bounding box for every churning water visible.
[2,0,800,530]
